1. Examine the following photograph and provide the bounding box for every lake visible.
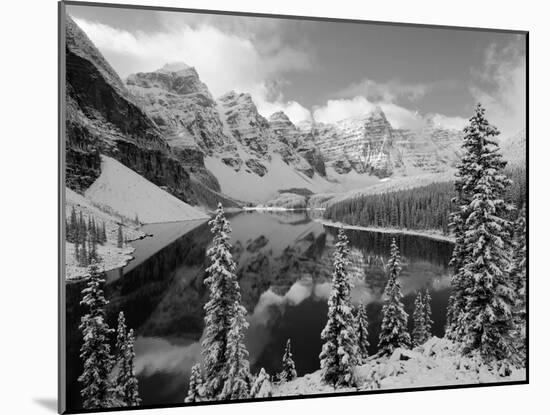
[65,210,454,409]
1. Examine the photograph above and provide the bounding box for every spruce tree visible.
[424,288,434,338]
[202,203,249,398]
[378,239,410,355]
[185,363,204,403]
[450,104,516,362]
[115,312,128,388]
[412,291,427,347]
[250,368,272,398]
[121,329,141,406]
[279,338,297,382]
[78,264,115,409]
[79,236,89,267]
[355,303,370,363]
[113,313,141,406]
[69,206,78,242]
[319,227,358,387]
[220,311,250,400]
[117,224,124,248]
[102,222,107,244]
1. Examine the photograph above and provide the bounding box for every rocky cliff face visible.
[216,91,319,178]
[312,107,462,178]
[65,17,197,203]
[126,63,234,159]
[65,17,241,208]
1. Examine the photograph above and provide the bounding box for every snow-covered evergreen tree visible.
[202,203,250,399]
[319,227,358,387]
[250,368,272,398]
[113,313,140,406]
[220,310,250,400]
[121,329,141,406]
[185,363,204,403]
[78,264,115,409]
[449,104,516,362]
[279,338,297,382]
[424,288,433,338]
[378,239,410,355]
[355,303,370,363]
[510,206,526,320]
[412,291,427,347]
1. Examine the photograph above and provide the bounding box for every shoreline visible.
[243,206,326,212]
[317,219,455,243]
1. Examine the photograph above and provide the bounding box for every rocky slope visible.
[65,17,239,209]
[502,129,527,166]
[311,107,463,178]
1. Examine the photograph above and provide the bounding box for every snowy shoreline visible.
[243,206,326,212]
[317,219,455,243]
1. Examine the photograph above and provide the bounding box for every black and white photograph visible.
[59,1,527,412]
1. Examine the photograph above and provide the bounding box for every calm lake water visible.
[65,210,453,410]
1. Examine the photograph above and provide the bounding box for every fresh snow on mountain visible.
[205,154,333,203]
[85,156,209,223]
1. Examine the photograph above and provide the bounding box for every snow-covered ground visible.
[86,156,209,224]
[205,155,334,203]
[318,219,455,243]
[274,337,525,397]
[65,188,145,280]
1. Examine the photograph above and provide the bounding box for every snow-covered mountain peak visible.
[159,61,192,73]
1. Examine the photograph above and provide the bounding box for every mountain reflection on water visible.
[65,210,453,409]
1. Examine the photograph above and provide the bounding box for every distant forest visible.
[324,166,526,235]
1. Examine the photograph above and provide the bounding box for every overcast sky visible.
[66,4,526,137]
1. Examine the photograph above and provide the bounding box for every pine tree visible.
[378,239,410,355]
[117,224,124,249]
[78,264,115,409]
[114,312,141,406]
[185,363,204,403]
[88,234,98,264]
[115,311,128,387]
[69,206,78,242]
[355,303,370,363]
[412,291,427,347]
[449,104,516,362]
[79,235,89,267]
[279,338,297,382]
[250,368,272,398]
[319,227,358,387]
[202,203,249,399]
[424,288,434,338]
[102,222,107,244]
[220,310,250,400]
[121,329,141,406]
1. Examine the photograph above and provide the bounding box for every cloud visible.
[428,113,469,131]
[470,38,526,138]
[72,16,312,124]
[336,78,429,102]
[313,96,428,129]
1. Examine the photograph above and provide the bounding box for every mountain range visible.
[64,15,525,211]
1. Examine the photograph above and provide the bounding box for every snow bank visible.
[273,338,525,397]
[85,156,209,224]
[318,219,455,243]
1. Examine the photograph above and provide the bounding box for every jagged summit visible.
[368,105,388,122]
[158,61,192,73]
[269,111,293,123]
